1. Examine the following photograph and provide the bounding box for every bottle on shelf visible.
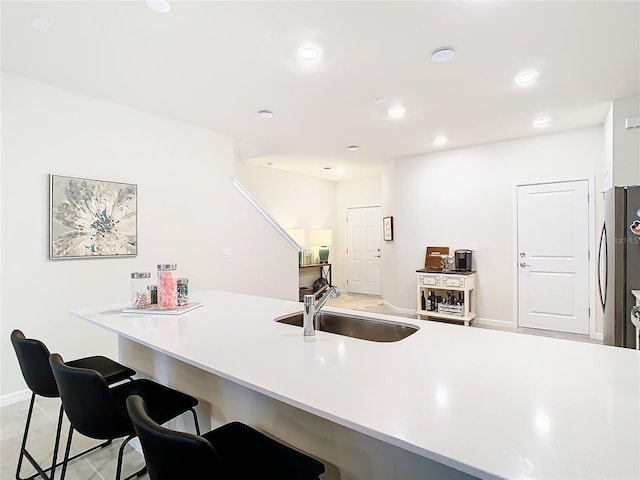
[435,294,443,312]
[428,290,437,312]
[421,290,427,311]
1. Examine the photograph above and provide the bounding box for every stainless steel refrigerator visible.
[600,186,640,348]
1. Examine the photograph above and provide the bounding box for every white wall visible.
[234,164,384,292]
[234,162,338,288]
[383,127,604,329]
[603,104,614,190]
[1,74,297,398]
[335,176,382,290]
[381,161,397,307]
[611,95,640,186]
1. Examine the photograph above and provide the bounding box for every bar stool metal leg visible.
[15,392,50,480]
[17,399,114,480]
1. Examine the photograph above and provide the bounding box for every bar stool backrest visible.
[49,353,132,440]
[126,395,223,479]
[11,329,59,398]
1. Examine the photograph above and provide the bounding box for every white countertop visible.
[71,290,640,480]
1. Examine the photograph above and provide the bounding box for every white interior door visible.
[347,206,381,295]
[517,180,590,334]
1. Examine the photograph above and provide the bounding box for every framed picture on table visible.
[383,216,394,241]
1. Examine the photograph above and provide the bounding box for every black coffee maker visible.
[454,249,473,271]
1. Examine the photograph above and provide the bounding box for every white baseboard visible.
[591,332,603,341]
[1,389,31,407]
[472,317,515,329]
[381,300,416,316]
[380,302,513,330]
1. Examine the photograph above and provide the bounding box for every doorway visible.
[346,206,382,295]
[516,180,590,334]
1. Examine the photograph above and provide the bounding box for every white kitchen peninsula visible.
[71,290,640,480]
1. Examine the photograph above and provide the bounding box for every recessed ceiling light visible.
[373,97,383,103]
[336,168,345,176]
[31,17,52,32]
[533,117,550,128]
[298,46,321,61]
[514,70,539,86]
[432,48,455,62]
[146,0,171,13]
[388,105,406,119]
[347,145,360,151]
[433,136,448,146]
[257,110,273,119]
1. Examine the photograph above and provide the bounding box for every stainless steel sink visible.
[275,312,418,342]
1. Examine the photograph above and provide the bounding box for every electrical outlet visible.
[625,116,640,129]
[222,248,231,258]
[469,243,478,251]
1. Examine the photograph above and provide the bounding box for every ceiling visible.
[2,1,639,181]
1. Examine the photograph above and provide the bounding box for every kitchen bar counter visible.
[71,290,640,480]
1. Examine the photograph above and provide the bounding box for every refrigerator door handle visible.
[597,222,608,311]
[631,306,640,351]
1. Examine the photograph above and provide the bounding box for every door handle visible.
[519,262,531,267]
[374,255,381,258]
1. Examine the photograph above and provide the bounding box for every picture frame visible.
[424,246,449,270]
[383,216,394,241]
[49,174,137,259]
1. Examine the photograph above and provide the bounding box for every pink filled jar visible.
[157,264,178,310]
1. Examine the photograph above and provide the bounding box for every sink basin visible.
[275,311,418,342]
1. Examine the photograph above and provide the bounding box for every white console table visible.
[416,270,476,326]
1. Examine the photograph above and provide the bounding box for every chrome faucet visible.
[303,284,341,336]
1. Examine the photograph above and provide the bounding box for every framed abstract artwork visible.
[49,174,137,259]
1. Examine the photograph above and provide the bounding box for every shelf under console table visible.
[299,263,332,286]
[416,270,476,326]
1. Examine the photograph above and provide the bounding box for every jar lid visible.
[131,272,151,279]
[157,264,177,270]
[177,278,188,284]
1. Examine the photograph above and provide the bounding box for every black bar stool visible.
[126,395,326,480]
[49,353,200,480]
[10,329,136,480]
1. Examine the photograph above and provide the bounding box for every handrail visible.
[231,178,301,252]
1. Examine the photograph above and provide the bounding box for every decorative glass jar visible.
[157,264,177,310]
[130,272,151,309]
[148,284,158,305]
[177,278,189,306]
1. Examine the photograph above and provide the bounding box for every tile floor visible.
[1,293,600,479]
[1,393,147,479]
